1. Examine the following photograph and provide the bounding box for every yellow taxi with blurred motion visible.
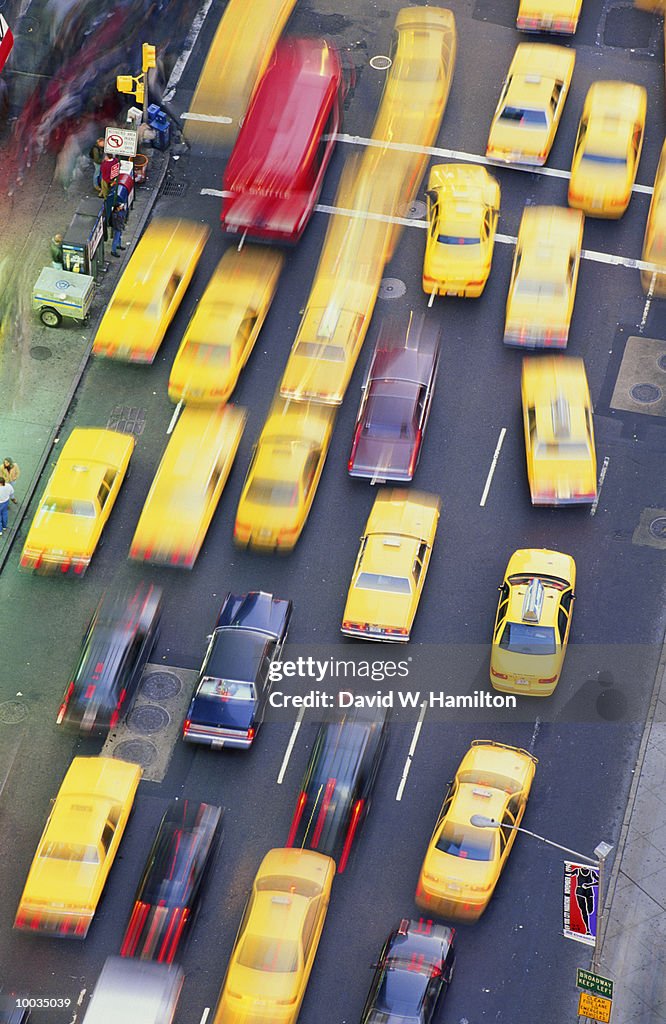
[212,848,334,1024]
[641,139,666,295]
[504,205,584,348]
[93,219,209,363]
[423,164,500,298]
[522,356,597,505]
[486,44,575,166]
[130,405,246,569]
[517,0,582,33]
[416,741,537,921]
[20,428,134,575]
[341,489,439,642]
[234,400,335,551]
[168,247,283,405]
[490,549,576,696]
[568,81,647,218]
[15,757,141,938]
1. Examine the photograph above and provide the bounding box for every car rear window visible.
[500,106,548,127]
[458,769,523,795]
[237,935,299,973]
[41,499,96,517]
[356,572,412,595]
[184,341,231,365]
[246,479,299,507]
[40,841,100,863]
[256,874,322,898]
[437,234,480,245]
[296,341,346,361]
[581,153,626,165]
[435,823,495,861]
[533,441,590,459]
[499,622,557,655]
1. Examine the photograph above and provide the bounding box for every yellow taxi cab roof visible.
[202,246,283,309]
[60,756,141,798]
[257,847,334,888]
[509,42,575,81]
[154,406,245,490]
[362,533,420,577]
[47,796,114,845]
[366,489,440,542]
[262,400,334,449]
[519,206,582,248]
[585,80,647,120]
[462,740,538,777]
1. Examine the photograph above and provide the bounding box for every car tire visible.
[40,307,62,328]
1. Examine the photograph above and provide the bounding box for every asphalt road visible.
[1,0,665,1022]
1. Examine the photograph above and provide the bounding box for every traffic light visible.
[116,75,135,95]
[142,43,156,72]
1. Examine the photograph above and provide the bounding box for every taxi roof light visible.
[522,577,545,623]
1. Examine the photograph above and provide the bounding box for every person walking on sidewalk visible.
[0,476,17,536]
[50,233,63,268]
[89,137,105,193]
[2,458,20,484]
[110,203,127,257]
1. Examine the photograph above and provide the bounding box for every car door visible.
[557,587,575,647]
[255,638,277,726]
[494,582,510,642]
[499,806,517,867]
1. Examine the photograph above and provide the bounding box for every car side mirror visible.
[426,190,437,204]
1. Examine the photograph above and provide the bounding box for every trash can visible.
[133,153,149,185]
[62,199,106,279]
[117,160,135,212]
[147,103,171,151]
[32,267,95,327]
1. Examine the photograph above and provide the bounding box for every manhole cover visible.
[0,700,28,725]
[127,704,171,734]
[161,179,188,198]
[401,199,426,220]
[141,671,182,701]
[658,354,666,372]
[107,406,146,435]
[603,6,653,49]
[630,383,663,404]
[30,346,52,360]
[370,55,392,70]
[649,517,666,540]
[378,277,407,300]
[113,739,158,768]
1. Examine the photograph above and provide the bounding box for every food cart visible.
[32,267,95,327]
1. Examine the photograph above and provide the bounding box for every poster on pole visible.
[563,861,599,946]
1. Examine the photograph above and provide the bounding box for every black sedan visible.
[348,314,440,482]
[360,919,455,1024]
[56,581,162,734]
[183,590,292,749]
[286,707,388,871]
[120,800,222,964]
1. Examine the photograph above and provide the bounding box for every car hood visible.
[351,436,414,479]
[222,191,311,240]
[27,510,97,554]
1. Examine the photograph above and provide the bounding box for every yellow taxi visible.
[212,848,334,1024]
[93,219,209,363]
[341,489,440,642]
[234,400,336,551]
[522,356,597,505]
[416,741,537,921]
[423,164,500,298]
[504,205,584,348]
[490,548,576,696]
[20,428,134,575]
[517,0,582,33]
[168,247,283,405]
[130,405,246,568]
[568,81,647,218]
[486,44,575,166]
[641,138,666,295]
[15,757,141,938]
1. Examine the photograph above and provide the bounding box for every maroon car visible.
[348,315,440,482]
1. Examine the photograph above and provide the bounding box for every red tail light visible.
[121,901,151,957]
[538,675,557,684]
[183,719,191,735]
[490,668,508,679]
[348,425,362,471]
[247,727,255,742]
[60,558,71,574]
[407,430,423,478]
[74,562,85,575]
[337,798,364,873]
[286,791,308,847]
[311,778,337,848]
[57,682,75,724]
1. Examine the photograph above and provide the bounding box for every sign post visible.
[104,127,138,159]
[576,965,614,1022]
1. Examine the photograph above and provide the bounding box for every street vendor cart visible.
[32,267,95,327]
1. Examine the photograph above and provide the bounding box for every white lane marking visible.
[181,112,233,124]
[639,272,656,334]
[76,990,86,1007]
[428,288,436,308]
[590,456,610,517]
[529,717,541,753]
[315,201,420,228]
[163,0,215,101]
[167,400,183,435]
[199,1009,210,1024]
[497,232,518,245]
[480,428,507,508]
[202,188,234,198]
[277,708,305,784]
[237,229,248,252]
[396,701,428,801]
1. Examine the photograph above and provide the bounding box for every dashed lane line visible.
[480,428,507,508]
[163,0,215,102]
[277,708,305,784]
[590,456,610,517]
[396,701,427,801]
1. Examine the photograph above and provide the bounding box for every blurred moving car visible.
[286,707,388,872]
[121,800,222,963]
[168,247,283,405]
[81,957,183,1024]
[212,848,335,1024]
[183,591,292,749]
[504,205,584,349]
[341,489,440,642]
[416,741,538,921]
[641,138,666,295]
[359,918,456,1024]
[20,428,134,575]
[516,0,582,33]
[93,219,209,362]
[15,757,141,937]
[220,38,346,243]
[486,43,575,165]
[490,549,576,696]
[521,356,597,505]
[568,81,647,218]
[129,405,246,568]
[423,163,500,298]
[348,315,440,482]
[234,400,335,551]
[57,582,163,734]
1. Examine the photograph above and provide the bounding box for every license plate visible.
[211,739,225,750]
[447,882,462,892]
[514,678,530,687]
[592,198,603,209]
[259,528,273,539]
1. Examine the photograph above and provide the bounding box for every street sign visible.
[564,861,599,946]
[104,127,138,159]
[577,969,614,1000]
[578,991,612,1022]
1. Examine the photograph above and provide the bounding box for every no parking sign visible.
[104,126,138,159]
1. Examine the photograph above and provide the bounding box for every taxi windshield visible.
[435,823,496,861]
[41,498,96,517]
[238,935,299,973]
[437,234,480,245]
[534,441,590,459]
[40,841,100,863]
[296,341,346,361]
[500,106,548,127]
[581,153,626,165]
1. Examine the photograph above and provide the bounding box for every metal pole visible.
[142,74,148,125]
[590,853,604,975]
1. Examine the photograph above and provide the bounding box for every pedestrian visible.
[50,233,63,268]
[0,475,17,536]
[89,137,105,193]
[2,458,19,483]
[110,202,127,257]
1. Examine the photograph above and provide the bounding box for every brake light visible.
[311,777,337,848]
[183,719,191,735]
[337,798,364,873]
[121,901,150,957]
[60,558,71,573]
[57,682,75,723]
[407,430,422,478]
[158,906,189,964]
[342,620,367,631]
[84,684,96,700]
[490,668,508,679]
[348,426,361,471]
[385,626,409,636]
[538,675,557,684]
[286,791,308,847]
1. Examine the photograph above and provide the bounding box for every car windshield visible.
[256,875,322,898]
[41,498,96,517]
[437,234,480,245]
[246,479,299,506]
[364,397,415,440]
[500,106,548,127]
[356,572,412,594]
[40,841,100,863]
[458,768,524,795]
[435,822,496,861]
[534,441,590,459]
[375,966,427,1018]
[237,935,299,973]
[184,341,231,365]
[296,341,346,361]
[581,153,626,165]
[499,621,557,655]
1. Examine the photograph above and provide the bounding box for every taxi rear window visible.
[42,499,96,517]
[500,106,548,127]
[435,824,495,861]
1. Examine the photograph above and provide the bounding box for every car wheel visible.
[40,307,62,328]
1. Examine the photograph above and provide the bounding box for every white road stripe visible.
[590,456,610,517]
[76,990,86,1007]
[182,112,233,124]
[396,701,427,801]
[166,400,183,435]
[163,0,215,101]
[529,716,541,753]
[480,428,507,508]
[639,272,656,334]
[277,708,305,784]
[199,1009,210,1024]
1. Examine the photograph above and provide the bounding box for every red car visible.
[220,37,346,243]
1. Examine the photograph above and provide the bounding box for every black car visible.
[183,591,292,750]
[57,582,163,735]
[286,707,388,871]
[360,919,455,1024]
[120,800,222,964]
